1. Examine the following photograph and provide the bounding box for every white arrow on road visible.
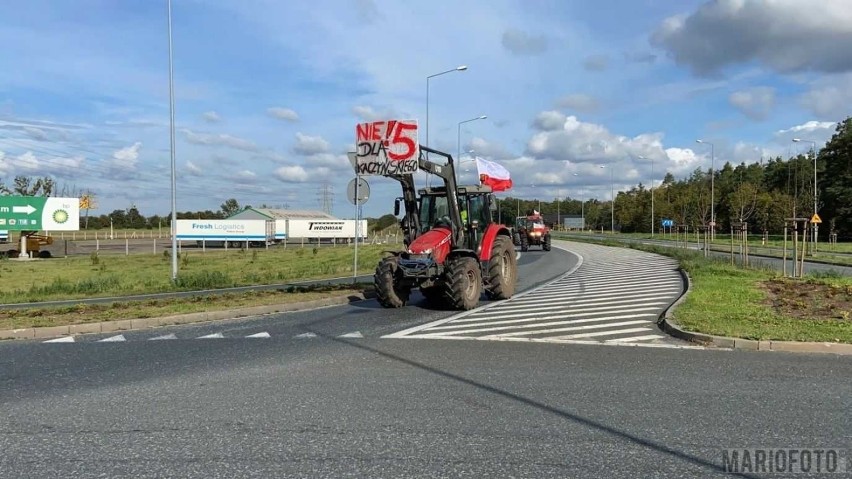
[12,205,36,215]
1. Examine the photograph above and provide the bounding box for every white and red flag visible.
[475,157,512,192]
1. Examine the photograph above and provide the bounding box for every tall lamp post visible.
[167,0,178,281]
[696,140,715,239]
[639,155,654,237]
[457,115,487,164]
[793,138,819,249]
[599,165,614,234]
[426,65,467,151]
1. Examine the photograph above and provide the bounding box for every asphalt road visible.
[2,242,850,478]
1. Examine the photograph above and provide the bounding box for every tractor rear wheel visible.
[441,256,482,310]
[374,256,410,308]
[486,235,516,300]
[542,234,551,251]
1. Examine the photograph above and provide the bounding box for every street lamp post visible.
[426,65,467,151]
[599,165,614,234]
[696,140,715,239]
[167,0,178,282]
[457,115,487,164]
[793,138,819,249]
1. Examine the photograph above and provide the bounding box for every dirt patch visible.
[762,279,852,321]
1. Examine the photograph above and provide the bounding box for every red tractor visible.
[374,146,518,310]
[513,212,551,252]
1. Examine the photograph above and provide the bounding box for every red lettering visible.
[356,123,370,142]
[388,122,417,161]
[371,121,384,141]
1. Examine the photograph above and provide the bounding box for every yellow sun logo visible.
[52,209,69,224]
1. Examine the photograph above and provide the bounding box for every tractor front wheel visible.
[442,256,482,310]
[486,235,517,300]
[520,232,529,252]
[542,234,552,251]
[374,256,410,308]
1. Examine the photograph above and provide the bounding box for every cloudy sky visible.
[0,0,848,218]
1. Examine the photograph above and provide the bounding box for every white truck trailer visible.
[175,219,274,248]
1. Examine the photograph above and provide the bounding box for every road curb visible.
[660,270,852,356]
[0,291,374,341]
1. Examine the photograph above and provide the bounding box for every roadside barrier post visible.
[125,239,129,256]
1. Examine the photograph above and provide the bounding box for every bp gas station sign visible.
[0,196,80,231]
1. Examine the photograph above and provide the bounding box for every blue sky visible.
[0,0,849,219]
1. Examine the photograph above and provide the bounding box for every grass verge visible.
[0,244,390,304]
[0,283,372,330]
[561,236,852,343]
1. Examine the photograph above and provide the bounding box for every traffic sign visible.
[810,213,822,224]
[661,219,674,228]
[347,177,370,205]
[0,196,80,231]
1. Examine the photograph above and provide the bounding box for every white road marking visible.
[98,334,126,342]
[338,331,364,338]
[605,334,666,343]
[549,327,652,340]
[430,305,665,328]
[420,316,655,338]
[245,332,271,338]
[517,284,680,301]
[43,336,75,343]
[294,332,317,339]
[149,333,177,340]
[463,295,674,315]
[475,319,654,339]
[197,332,224,339]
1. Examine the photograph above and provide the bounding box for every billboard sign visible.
[354,119,419,176]
[0,196,80,231]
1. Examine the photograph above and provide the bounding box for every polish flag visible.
[475,157,513,192]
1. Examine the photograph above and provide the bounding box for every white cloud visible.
[555,94,600,114]
[109,142,142,170]
[293,132,330,155]
[182,129,258,151]
[776,121,837,136]
[468,137,513,161]
[773,121,837,148]
[274,165,309,182]
[501,28,548,56]
[651,0,852,75]
[267,107,300,122]
[185,160,203,176]
[729,87,775,120]
[15,151,40,171]
[236,169,257,183]
[532,111,567,132]
[202,111,221,123]
[352,105,398,122]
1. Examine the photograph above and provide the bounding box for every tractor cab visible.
[417,185,495,252]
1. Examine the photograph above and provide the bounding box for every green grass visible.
[561,236,852,343]
[0,245,390,304]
